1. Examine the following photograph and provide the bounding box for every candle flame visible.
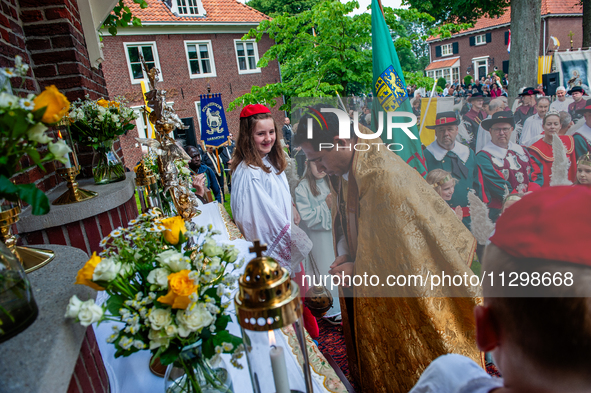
[268,329,276,346]
[57,129,63,139]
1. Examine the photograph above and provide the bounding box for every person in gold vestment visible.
[294,105,483,392]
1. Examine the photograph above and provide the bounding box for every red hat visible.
[240,104,270,118]
[490,186,590,266]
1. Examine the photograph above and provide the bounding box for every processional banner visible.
[554,50,591,92]
[199,93,230,148]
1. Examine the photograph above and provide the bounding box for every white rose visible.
[148,308,172,331]
[202,238,223,258]
[27,123,52,144]
[176,306,214,338]
[148,328,170,350]
[77,300,103,327]
[64,295,83,318]
[156,249,190,272]
[48,140,72,164]
[111,114,118,123]
[119,263,134,278]
[147,267,169,289]
[180,166,190,176]
[164,324,177,337]
[92,257,121,282]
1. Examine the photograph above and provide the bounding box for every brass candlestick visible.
[0,204,55,273]
[52,166,98,205]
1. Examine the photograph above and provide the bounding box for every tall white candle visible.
[269,331,290,393]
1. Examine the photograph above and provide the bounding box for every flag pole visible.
[420,80,437,135]
[376,0,385,18]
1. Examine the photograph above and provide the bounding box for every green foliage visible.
[102,0,147,36]
[246,0,320,15]
[464,75,473,86]
[229,0,451,111]
[436,77,447,90]
[495,70,505,79]
[402,0,510,24]
[404,71,436,89]
[0,177,49,215]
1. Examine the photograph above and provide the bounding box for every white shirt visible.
[409,354,503,393]
[550,98,569,113]
[231,156,294,271]
[520,114,544,146]
[426,140,470,163]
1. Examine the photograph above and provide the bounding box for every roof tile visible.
[124,0,270,24]
[425,57,460,71]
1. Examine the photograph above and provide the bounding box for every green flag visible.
[371,0,427,176]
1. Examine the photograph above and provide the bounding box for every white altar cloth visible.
[93,202,330,393]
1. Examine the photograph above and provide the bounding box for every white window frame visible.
[123,41,163,85]
[184,40,217,79]
[170,0,206,16]
[472,56,489,79]
[452,66,460,83]
[475,34,487,46]
[441,43,453,57]
[234,39,261,75]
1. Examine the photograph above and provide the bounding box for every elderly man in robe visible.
[294,105,482,393]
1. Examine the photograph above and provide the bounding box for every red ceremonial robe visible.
[527,135,577,187]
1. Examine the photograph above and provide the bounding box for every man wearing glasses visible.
[476,111,542,221]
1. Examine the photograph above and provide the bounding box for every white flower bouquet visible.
[0,55,71,215]
[66,210,244,391]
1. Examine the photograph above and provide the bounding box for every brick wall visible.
[1,0,116,191]
[101,32,283,169]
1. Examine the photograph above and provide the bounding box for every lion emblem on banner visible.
[206,108,223,135]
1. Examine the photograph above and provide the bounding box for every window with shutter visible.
[486,33,492,43]
[504,31,509,45]
[452,42,459,54]
[503,60,509,74]
[435,45,442,57]
[469,37,475,46]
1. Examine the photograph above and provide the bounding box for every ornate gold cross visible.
[249,240,267,257]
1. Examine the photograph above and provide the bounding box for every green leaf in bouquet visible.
[123,123,135,131]
[202,337,215,359]
[15,183,50,215]
[159,344,181,365]
[106,294,126,316]
[24,147,42,168]
[215,314,230,331]
[32,106,47,123]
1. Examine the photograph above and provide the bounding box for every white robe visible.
[520,114,544,146]
[231,156,310,273]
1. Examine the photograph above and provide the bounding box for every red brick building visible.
[425,0,583,83]
[101,0,283,168]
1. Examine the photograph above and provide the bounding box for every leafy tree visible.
[229,0,467,112]
[437,77,447,90]
[464,75,473,86]
[403,0,509,24]
[103,0,147,36]
[246,0,320,15]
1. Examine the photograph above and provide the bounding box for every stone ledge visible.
[0,244,95,393]
[17,175,135,233]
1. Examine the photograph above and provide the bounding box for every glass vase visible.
[164,342,233,393]
[0,240,38,343]
[92,139,126,185]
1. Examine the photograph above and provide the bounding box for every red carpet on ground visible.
[315,317,502,391]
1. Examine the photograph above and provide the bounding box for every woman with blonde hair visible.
[426,169,463,221]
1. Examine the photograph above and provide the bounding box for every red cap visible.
[240,104,270,118]
[490,186,591,266]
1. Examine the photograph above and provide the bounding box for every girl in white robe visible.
[231,104,318,337]
[295,161,341,318]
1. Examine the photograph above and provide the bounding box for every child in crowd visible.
[576,152,591,185]
[410,186,591,393]
[295,160,340,323]
[427,169,463,221]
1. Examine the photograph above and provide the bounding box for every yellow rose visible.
[75,252,104,291]
[33,85,70,124]
[158,270,197,309]
[109,101,120,108]
[97,99,109,108]
[161,216,187,245]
